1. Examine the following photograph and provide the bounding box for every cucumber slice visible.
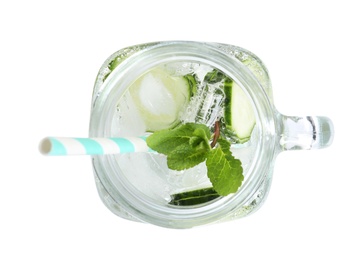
[129,68,191,132]
[224,78,256,143]
[183,74,197,96]
[169,187,220,206]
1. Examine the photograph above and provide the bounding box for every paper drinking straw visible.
[39,137,150,156]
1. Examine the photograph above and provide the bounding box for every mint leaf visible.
[167,144,208,170]
[189,127,211,149]
[216,137,231,154]
[146,123,210,155]
[206,142,244,196]
[147,123,211,170]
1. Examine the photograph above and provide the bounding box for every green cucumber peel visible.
[169,187,220,206]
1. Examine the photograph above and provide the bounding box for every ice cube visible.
[194,64,213,83]
[180,81,225,128]
[135,72,177,116]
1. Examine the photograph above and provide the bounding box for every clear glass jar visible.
[89,41,333,228]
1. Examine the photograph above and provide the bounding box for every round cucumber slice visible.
[224,79,256,143]
[129,68,191,132]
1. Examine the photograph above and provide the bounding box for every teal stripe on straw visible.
[109,138,135,153]
[75,138,104,155]
[49,137,67,155]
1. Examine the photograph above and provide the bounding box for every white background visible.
[1,0,356,259]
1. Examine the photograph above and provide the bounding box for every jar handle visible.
[278,115,334,151]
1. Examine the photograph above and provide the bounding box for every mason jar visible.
[89,41,333,229]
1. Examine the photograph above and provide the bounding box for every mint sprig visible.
[146,123,244,196]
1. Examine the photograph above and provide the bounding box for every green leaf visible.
[216,137,231,154]
[189,127,211,149]
[146,123,210,155]
[192,127,210,140]
[206,143,244,196]
[167,143,208,170]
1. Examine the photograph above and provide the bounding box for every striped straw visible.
[39,137,150,156]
